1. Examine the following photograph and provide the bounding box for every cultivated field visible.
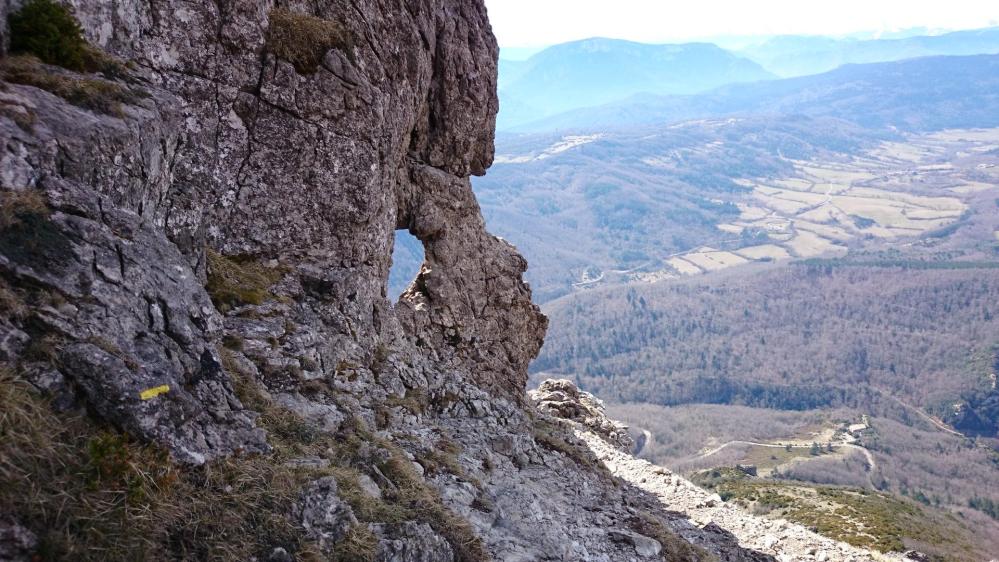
[620,128,999,281]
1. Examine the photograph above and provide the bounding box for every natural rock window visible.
[388,229,425,300]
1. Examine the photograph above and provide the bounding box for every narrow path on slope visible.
[578,430,903,562]
[873,391,965,438]
[633,429,653,456]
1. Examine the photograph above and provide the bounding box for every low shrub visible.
[0,189,75,272]
[7,0,132,76]
[8,0,88,71]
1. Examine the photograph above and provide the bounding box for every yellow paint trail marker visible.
[140,384,170,400]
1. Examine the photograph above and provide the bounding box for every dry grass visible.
[630,511,715,562]
[205,249,284,311]
[1,55,144,117]
[0,277,29,320]
[383,388,429,415]
[85,336,140,372]
[2,355,428,559]
[0,102,36,131]
[532,417,608,473]
[267,8,353,74]
[0,365,329,560]
[238,359,491,561]
[0,189,48,229]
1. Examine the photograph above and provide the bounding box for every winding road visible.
[692,439,879,487]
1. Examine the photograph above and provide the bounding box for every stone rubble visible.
[548,382,906,562]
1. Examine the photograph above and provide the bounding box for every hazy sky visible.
[484,0,999,47]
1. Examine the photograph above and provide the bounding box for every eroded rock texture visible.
[2,0,544,461]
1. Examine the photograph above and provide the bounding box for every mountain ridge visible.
[508,53,999,133]
[498,37,775,129]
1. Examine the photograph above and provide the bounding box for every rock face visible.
[2,0,543,462]
[295,477,358,551]
[0,1,898,561]
[531,378,634,450]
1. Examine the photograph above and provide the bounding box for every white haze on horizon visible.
[485,0,999,50]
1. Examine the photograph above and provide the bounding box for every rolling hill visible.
[452,55,999,302]
[497,37,774,130]
[514,53,999,133]
[741,26,999,77]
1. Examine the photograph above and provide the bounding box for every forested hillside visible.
[470,116,880,301]
[535,263,999,434]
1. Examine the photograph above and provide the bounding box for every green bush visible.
[0,189,74,272]
[8,0,88,71]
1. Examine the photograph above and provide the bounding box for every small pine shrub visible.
[8,0,88,71]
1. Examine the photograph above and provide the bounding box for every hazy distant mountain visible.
[741,26,999,77]
[472,53,999,301]
[514,54,999,133]
[497,38,774,130]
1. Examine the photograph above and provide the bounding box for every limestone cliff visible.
[0,1,887,561]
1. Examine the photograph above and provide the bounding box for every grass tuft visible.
[0,102,36,131]
[266,8,352,74]
[205,249,283,312]
[630,510,714,562]
[532,417,604,471]
[0,56,143,117]
[86,336,140,372]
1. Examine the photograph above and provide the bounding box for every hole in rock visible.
[388,229,425,301]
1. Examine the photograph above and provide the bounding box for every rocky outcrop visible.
[0,68,268,463]
[531,378,633,450]
[295,477,358,551]
[2,0,543,459]
[0,519,36,562]
[538,381,899,562]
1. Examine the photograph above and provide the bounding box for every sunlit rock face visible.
[1,0,544,461]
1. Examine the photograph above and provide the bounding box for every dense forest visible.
[535,263,999,434]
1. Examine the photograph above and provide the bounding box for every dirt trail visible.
[874,391,965,437]
[580,430,903,562]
